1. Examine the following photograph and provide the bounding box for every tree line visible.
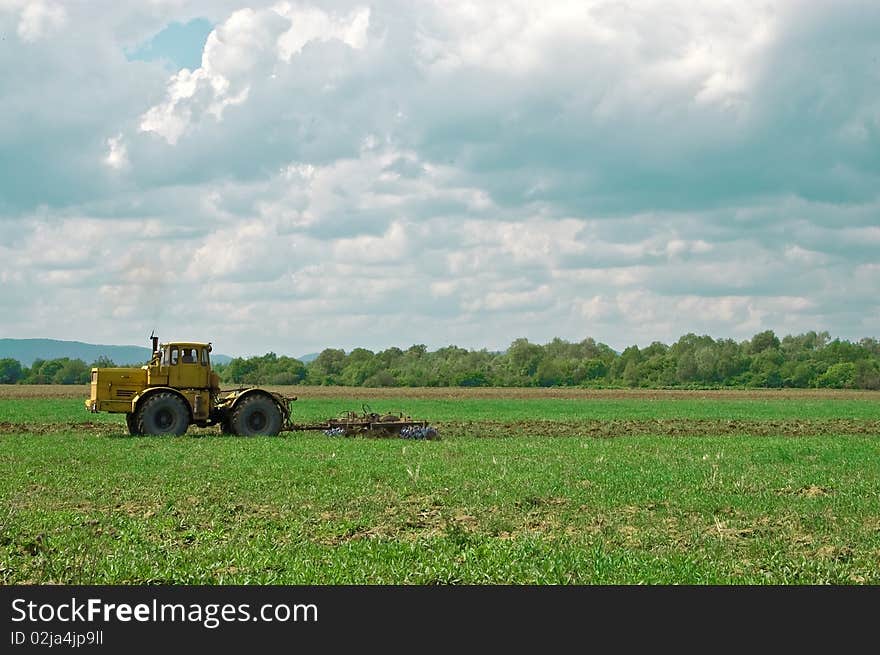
[0,356,117,385]
[1,331,878,389]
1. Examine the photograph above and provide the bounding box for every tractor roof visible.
[162,341,211,349]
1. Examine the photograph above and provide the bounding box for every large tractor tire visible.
[219,417,234,435]
[230,394,282,436]
[136,392,190,436]
[125,412,141,436]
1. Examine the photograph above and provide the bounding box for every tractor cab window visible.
[181,348,197,364]
[201,348,209,366]
[170,348,179,365]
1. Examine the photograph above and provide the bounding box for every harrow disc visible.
[400,425,440,440]
[322,424,440,439]
[310,407,438,439]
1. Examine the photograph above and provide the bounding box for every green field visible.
[2,388,879,584]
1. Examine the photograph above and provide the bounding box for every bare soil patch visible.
[0,421,120,436]
[434,418,880,438]
[2,417,877,439]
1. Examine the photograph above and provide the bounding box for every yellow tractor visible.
[84,335,292,436]
[85,335,438,439]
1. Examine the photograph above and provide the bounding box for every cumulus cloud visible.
[0,1,879,354]
[139,3,370,144]
[104,134,129,170]
[15,0,66,42]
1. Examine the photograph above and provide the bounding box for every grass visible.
[3,390,880,424]
[1,388,879,584]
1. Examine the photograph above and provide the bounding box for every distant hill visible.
[298,352,319,363]
[0,339,232,367]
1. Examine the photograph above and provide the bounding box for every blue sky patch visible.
[127,18,213,71]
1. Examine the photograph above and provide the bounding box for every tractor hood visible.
[85,367,148,412]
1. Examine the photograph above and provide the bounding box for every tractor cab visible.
[146,341,218,390]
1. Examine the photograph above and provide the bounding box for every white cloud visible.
[465,285,553,313]
[333,222,408,263]
[276,3,369,60]
[104,133,129,170]
[139,3,370,144]
[666,239,713,258]
[1,1,879,354]
[16,0,66,42]
[138,50,251,144]
[577,295,614,321]
[416,0,775,116]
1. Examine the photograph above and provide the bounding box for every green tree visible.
[750,330,781,354]
[536,358,564,387]
[455,371,490,387]
[0,358,22,384]
[694,346,719,383]
[816,362,857,389]
[641,341,668,358]
[781,331,829,356]
[578,337,617,364]
[364,371,397,387]
[52,359,89,384]
[268,357,307,385]
[854,360,880,390]
[622,360,641,387]
[638,354,676,387]
[858,338,880,357]
[821,339,863,364]
[783,361,818,388]
[23,358,45,383]
[338,348,377,386]
[750,349,784,387]
[405,344,428,360]
[308,349,347,385]
[611,345,641,380]
[716,339,748,380]
[573,359,608,384]
[224,357,258,383]
[676,351,698,384]
[507,338,544,380]
[199,331,880,389]
[38,359,66,383]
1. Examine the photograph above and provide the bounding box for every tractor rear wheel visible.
[219,417,234,435]
[230,395,282,436]
[136,392,189,436]
[125,412,141,436]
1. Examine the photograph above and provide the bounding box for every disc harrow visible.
[289,406,440,440]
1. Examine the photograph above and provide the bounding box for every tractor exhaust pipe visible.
[150,332,159,356]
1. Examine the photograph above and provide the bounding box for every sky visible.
[0,1,878,357]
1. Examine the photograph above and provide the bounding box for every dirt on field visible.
[0,421,120,436]
[1,418,878,439]
[3,384,880,401]
[0,421,192,436]
[0,385,93,399]
[434,418,880,439]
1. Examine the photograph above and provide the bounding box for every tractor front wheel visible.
[231,395,282,436]
[136,392,189,436]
